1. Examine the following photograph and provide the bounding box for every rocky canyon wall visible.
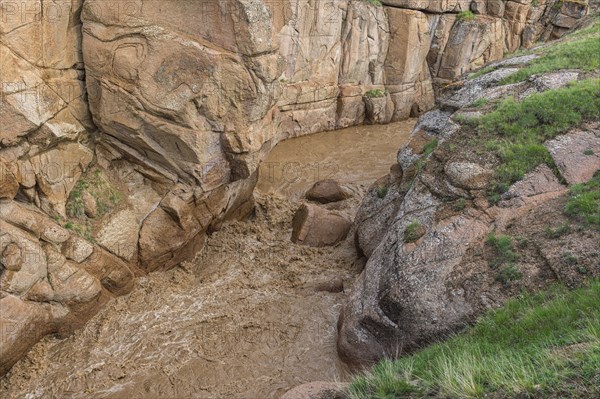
[0,0,589,375]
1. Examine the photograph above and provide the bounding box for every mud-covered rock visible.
[306,180,350,204]
[292,204,352,247]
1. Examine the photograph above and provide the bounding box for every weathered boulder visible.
[545,127,600,185]
[306,180,350,204]
[445,162,494,190]
[292,204,352,247]
[0,200,135,375]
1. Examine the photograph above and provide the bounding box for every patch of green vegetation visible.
[552,0,564,11]
[348,281,600,399]
[452,198,466,212]
[468,65,499,80]
[486,233,518,269]
[584,148,595,156]
[404,221,425,243]
[501,23,600,84]
[565,171,600,230]
[563,251,579,266]
[452,113,478,126]
[365,89,385,98]
[67,169,121,219]
[423,138,439,156]
[476,79,600,198]
[470,98,489,108]
[65,169,121,242]
[65,220,96,243]
[360,0,382,6]
[376,185,389,199]
[456,10,475,21]
[545,223,572,239]
[496,264,523,285]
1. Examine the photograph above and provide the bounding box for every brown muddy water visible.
[0,120,416,399]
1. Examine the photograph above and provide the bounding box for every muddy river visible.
[0,120,416,399]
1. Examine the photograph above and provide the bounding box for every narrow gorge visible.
[1,0,598,398]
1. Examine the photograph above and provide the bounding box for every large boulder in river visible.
[292,204,352,247]
[306,180,350,204]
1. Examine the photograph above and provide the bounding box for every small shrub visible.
[515,235,528,249]
[544,223,571,239]
[423,138,439,156]
[404,221,425,243]
[562,251,578,266]
[456,10,476,21]
[496,264,522,285]
[452,198,466,212]
[365,89,385,98]
[565,171,600,229]
[584,149,595,156]
[376,185,389,199]
[486,233,518,269]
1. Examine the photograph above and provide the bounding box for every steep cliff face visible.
[0,0,590,375]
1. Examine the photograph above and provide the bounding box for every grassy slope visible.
[478,78,600,201]
[348,282,600,399]
[349,17,600,399]
[501,21,600,84]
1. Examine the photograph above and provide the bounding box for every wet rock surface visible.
[306,180,351,204]
[292,203,352,247]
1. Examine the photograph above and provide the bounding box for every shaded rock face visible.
[0,0,589,376]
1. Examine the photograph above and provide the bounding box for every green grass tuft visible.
[486,233,518,270]
[565,171,600,230]
[470,98,489,108]
[456,10,476,21]
[545,223,572,239]
[377,185,389,199]
[365,89,385,98]
[348,281,600,399]
[423,138,439,156]
[404,221,425,243]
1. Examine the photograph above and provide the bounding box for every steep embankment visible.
[338,16,600,396]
